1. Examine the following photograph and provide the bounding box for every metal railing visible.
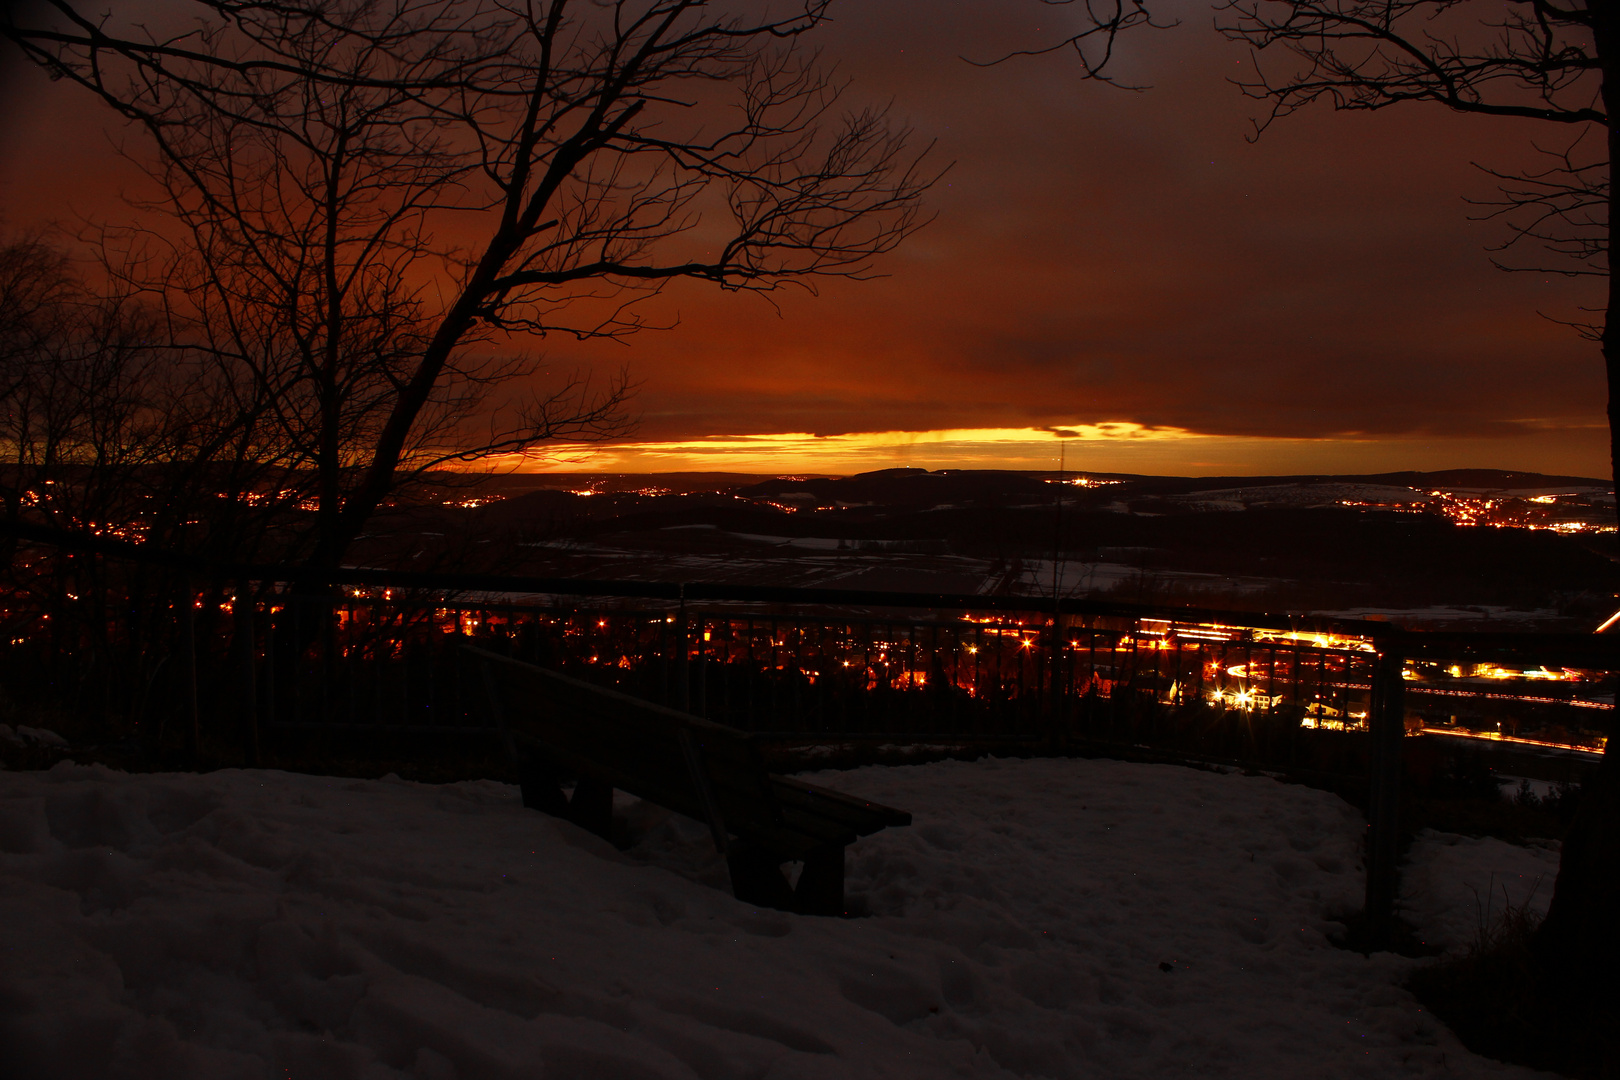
[256,594,1388,755]
[2,516,1613,946]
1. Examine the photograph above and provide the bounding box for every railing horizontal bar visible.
[752,732,1047,742]
[0,516,1400,639]
[264,723,503,734]
[10,517,1620,685]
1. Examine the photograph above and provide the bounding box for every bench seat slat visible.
[467,644,911,897]
[511,729,848,852]
[768,779,912,834]
[519,746,886,853]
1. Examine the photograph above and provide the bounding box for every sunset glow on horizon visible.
[3,2,1611,483]
[493,422,1609,478]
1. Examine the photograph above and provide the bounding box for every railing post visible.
[181,575,199,765]
[676,585,690,713]
[236,580,259,767]
[264,595,277,730]
[1048,612,1066,751]
[1365,638,1406,947]
[696,618,708,718]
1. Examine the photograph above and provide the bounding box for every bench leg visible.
[518,759,570,817]
[793,846,846,917]
[726,842,795,911]
[568,778,615,840]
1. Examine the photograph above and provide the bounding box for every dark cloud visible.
[562,1,1601,459]
[0,0,1605,472]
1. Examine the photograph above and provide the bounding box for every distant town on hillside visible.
[346,467,1620,632]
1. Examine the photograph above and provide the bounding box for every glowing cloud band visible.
[481,422,1566,476]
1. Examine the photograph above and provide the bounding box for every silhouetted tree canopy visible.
[2,0,935,567]
[1021,0,1618,1065]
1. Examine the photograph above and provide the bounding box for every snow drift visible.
[0,756,1554,1078]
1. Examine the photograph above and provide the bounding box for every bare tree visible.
[0,238,236,723]
[1213,0,1617,1055]
[1024,0,1617,1056]
[3,0,934,568]
[970,0,1171,82]
[1220,0,1609,300]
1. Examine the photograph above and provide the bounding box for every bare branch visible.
[969,0,1175,88]
[1217,0,1609,340]
[1218,0,1604,135]
[7,0,936,570]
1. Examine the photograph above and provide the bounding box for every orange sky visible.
[0,1,1607,478]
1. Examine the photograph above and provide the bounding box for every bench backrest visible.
[466,645,780,843]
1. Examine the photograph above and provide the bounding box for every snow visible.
[1310,605,1565,628]
[1015,559,1275,599]
[1400,830,1561,956]
[728,533,847,551]
[1163,483,1434,509]
[0,724,70,749]
[0,756,1550,1079]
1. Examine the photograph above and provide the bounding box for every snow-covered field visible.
[0,757,1557,1079]
[1400,830,1560,956]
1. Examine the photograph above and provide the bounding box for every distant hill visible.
[1062,469,1610,495]
[734,469,1050,508]
[1351,469,1609,490]
[431,465,1609,493]
[359,465,1618,629]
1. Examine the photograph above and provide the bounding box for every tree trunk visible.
[1530,4,1620,1054]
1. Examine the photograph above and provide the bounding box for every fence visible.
[257,593,1394,775]
[1,517,1614,945]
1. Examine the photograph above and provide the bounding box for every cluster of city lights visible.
[1298,713,1369,732]
[1332,490,1616,533]
[1334,499,1426,515]
[1250,628,1376,652]
[1427,491,1615,533]
[86,522,148,542]
[1464,664,1579,682]
[1415,726,1607,753]
[238,489,305,507]
[1207,686,1281,711]
[1048,476,1123,488]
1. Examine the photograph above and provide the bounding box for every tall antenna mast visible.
[1052,440,1066,604]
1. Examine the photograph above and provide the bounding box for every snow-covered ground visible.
[1310,605,1566,628]
[1013,559,1277,599]
[1400,830,1561,957]
[0,757,1556,1079]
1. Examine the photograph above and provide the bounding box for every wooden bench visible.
[464,645,911,916]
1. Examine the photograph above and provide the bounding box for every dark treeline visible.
[0,0,931,742]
